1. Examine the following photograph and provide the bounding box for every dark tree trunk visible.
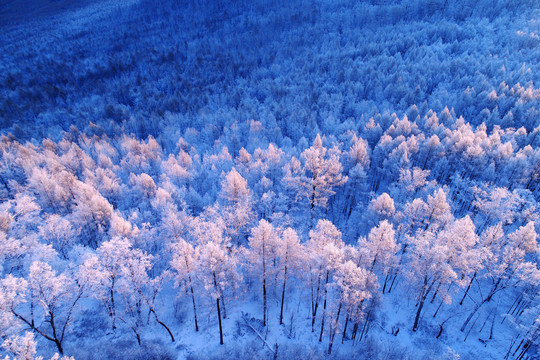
[382,273,390,293]
[436,324,443,339]
[318,271,329,342]
[280,266,288,325]
[359,302,375,342]
[412,296,426,332]
[311,271,321,332]
[342,313,349,344]
[216,298,224,345]
[351,322,358,341]
[430,282,441,303]
[189,280,199,332]
[109,278,117,330]
[49,312,64,355]
[214,271,224,344]
[150,309,175,342]
[459,271,477,305]
[263,276,267,326]
[132,327,141,346]
[461,279,501,332]
[461,302,482,332]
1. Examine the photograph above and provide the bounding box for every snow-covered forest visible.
[0,0,539,358]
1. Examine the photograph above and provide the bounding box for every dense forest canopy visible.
[0,0,539,359]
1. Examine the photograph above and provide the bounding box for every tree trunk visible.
[12,309,67,355]
[280,266,288,325]
[436,324,443,339]
[412,276,436,332]
[109,278,117,330]
[359,301,376,342]
[318,271,329,342]
[342,313,349,344]
[433,298,444,318]
[220,291,227,319]
[263,239,267,326]
[189,280,199,332]
[310,187,316,229]
[54,339,64,355]
[263,276,267,326]
[132,326,141,346]
[359,319,368,342]
[430,282,441,303]
[387,242,408,294]
[311,271,321,332]
[351,322,358,341]
[412,291,426,332]
[214,271,224,345]
[460,302,482,332]
[433,283,453,318]
[485,279,501,303]
[382,273,390,293]
[461,275,503,332]
[216,298,224,345]
[489,313,495,340]
[459,271,477,305]
[150,308,175,342]
[49,312,63,355]
[328,302,342,355]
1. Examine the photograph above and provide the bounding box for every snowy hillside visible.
[0,0,539,359]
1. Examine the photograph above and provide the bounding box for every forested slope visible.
[0,0,539,359]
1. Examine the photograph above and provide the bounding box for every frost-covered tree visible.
[81,238,128,331]
[161,151,194,188]
[196,218,241,345]
[461,222,539,332]
[406,230,457,332]
[246,219,279,326]
[358,220,398,292]
[1,331,74,360]
[306,219,345,339]
[0,230,21,275]
[71,182,113,248]
[170,238,200,332]
[327,261,378,354]
[253,143,286,186]
[39,215,77,260]
[362,192,396,231]
[26,168,71,214]
[82,237,173,343]
[342,134,371,218]
[116,245,174,344]
[277,227,304,325]
[472,186,522,232]
[423,188,453,231]
[0,261,85,355]
[219,168,253,243]
[284,134,347,226]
